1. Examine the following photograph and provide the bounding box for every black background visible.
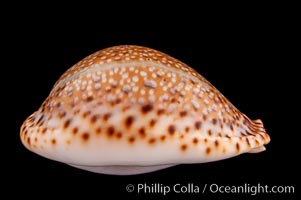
[12,7,298,200]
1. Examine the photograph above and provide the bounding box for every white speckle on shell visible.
[144,80,157,88]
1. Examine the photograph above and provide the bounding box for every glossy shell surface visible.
[20,45,270,175]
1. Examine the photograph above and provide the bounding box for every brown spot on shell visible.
[157,109,165,115]
[230,124,234,131]
[208,130,212,136]
[160,135,166,141]
[236,143,240,152]
[220,123,224,129]
[128,136,135,143]
[215,140,219,147]
[58,111,66,119]
[41,128,47,134]
[116,132,122,139]
[64,119,72,129]
[125,116,134,128]
[86,96,94,102]
[51,139,56,145]
[82,111,91,118]
[139,127,146,138]
[148,138,156,144]
[206,147,211,154]
[103,113,112,121]
[141,104,153,114]
[168,125,175,135]
[204,138,208,143]
[72,127,78,135]
[107,126,115,136]
[181,144,188,151]
[115,98,122,104]
[82,132,90,141]
[179,111,187,117]
[246,138,251,147]
[56,102,61,108]
[95,127,101,135]
[90,115,99,124]
[149,119,156,127]
[193,138,198,144]
[212,118,217,125]
[195,121,202,130]
[185,127,190,133]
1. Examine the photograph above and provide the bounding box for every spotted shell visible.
[20,45,270,175]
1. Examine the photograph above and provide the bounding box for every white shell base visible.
[68,164,176,175]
